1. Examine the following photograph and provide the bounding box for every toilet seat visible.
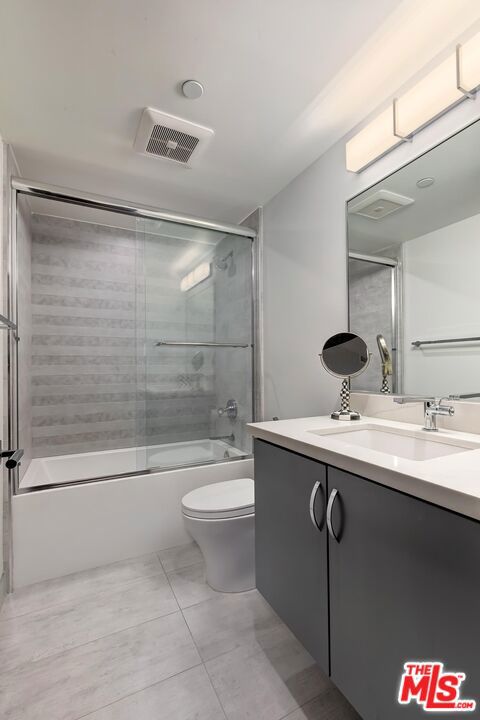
[182,477,254,520]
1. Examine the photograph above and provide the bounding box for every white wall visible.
[262,95,480,420]
[403,212,480,397]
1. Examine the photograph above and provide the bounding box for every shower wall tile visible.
[30,215,215,458]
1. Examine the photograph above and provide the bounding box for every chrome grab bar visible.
[326,488,340,542]
[156,341,250,348]
[412,336,480,347]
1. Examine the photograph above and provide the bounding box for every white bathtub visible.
[13,442,253,588]
[21,439,244,489]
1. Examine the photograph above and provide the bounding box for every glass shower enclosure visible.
[8,179,257,492]
[136,217,254,473]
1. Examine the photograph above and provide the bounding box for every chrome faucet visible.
[393,396,455,432]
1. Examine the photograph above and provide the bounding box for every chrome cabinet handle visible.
[326,488,340,542]
[309,481,325,531]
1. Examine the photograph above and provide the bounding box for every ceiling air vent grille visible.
[348,190,414,220]
[146,125,200,164]
[134,108,214,167]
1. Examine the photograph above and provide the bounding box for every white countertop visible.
[247,416,480,521]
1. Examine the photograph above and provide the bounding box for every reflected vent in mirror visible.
[349,189,414,220]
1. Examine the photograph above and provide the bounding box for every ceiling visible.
[2,0,480,224]
[348,117,480,254]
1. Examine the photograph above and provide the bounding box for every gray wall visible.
[262,97,480,420]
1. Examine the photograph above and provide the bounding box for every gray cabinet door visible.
[254,439,329,673]
[328,466,480,720]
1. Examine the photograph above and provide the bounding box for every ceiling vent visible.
[349,189,414,220]
[134,107,214,167]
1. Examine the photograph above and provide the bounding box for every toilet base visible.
[183,512,255,593]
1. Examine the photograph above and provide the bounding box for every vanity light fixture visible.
[180,261,211,292]
[346,29,480,172]
[344,107,403,174]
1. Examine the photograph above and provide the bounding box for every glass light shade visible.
[459,30,480,93]
[346,107,400,172]
[395,54,463,138]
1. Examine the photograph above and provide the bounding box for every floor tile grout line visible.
[0,555,166,622]
[72,660,206,720]
[0,606,184,678]
[162,561,229,720]
[276,692,324,720]
[164,558,206,578]
[157,553,204,576]
[0,571,168,625]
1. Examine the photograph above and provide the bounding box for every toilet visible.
[181,477,255,593]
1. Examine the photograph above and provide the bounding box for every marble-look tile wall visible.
[30,215,215,457]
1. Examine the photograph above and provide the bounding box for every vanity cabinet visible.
[328,466,480,720]
[254,439,480,720]
[254,439,329,673]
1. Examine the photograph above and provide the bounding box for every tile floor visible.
[0,543,361,720]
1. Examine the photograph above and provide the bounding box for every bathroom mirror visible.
[347,117,480,400]
[319,332,370,420]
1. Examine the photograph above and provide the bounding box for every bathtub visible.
[21,439,245,489]
[13,441,253,588]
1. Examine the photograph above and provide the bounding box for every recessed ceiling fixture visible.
[346,28,480,172]
[416,177,435,188]
[182,80,204,99]
[134,107,214,166]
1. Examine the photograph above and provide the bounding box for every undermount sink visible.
[308,424,480,461]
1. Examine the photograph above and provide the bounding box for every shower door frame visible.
[7,178,262,500]
[347,251,402,394]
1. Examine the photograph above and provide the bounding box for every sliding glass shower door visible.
[136,218,254,471]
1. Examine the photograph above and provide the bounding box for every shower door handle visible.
[1,448,24,469]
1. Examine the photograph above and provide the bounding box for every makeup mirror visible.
[319,332,370,420]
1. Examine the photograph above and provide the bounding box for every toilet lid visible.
[182,478,254,520]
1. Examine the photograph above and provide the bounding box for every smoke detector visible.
[349,189,414,220]
[134,107,214,167]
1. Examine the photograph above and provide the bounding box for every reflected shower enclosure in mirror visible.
[347,117,480,400]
